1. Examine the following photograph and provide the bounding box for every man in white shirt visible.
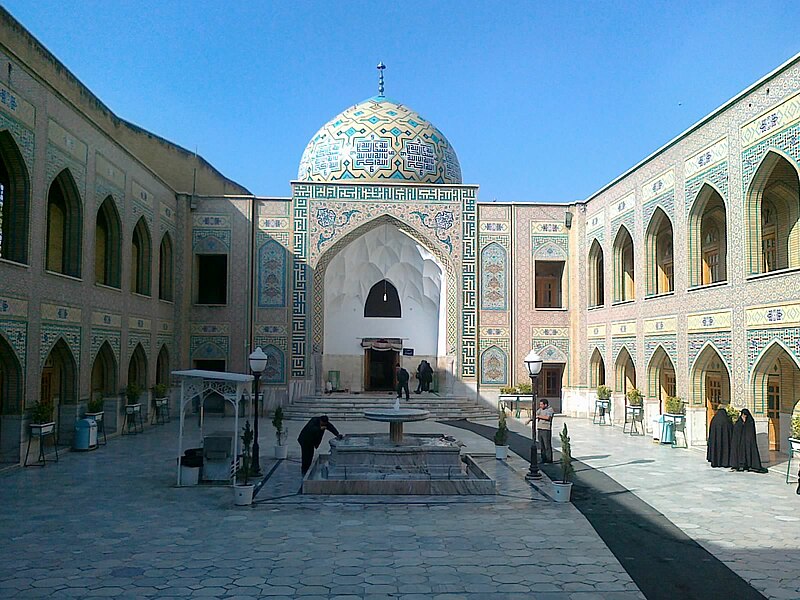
[536,399,555,463]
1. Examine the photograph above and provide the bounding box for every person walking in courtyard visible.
[730,408,768,473]
[395,364,410,401]
[297,415,343,475]
[535,398,555,463]
[415,360,433,394]
[707,406,733,468]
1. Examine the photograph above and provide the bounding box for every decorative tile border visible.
[746,301,800,328]
[687,332,732,372]
[644,316,676,335]
[684,137,728,179]
[644,335,677,369]
[610,320,636,337]
[687,310,732,333]
[587,324,606,339]
[40,323,80,366]
[642,168,675,203]
[0,81,35,128]
[746,327,800,373]
[740,90,800,148]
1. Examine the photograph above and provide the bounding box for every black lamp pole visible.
[524,349,542,481]
[526,371,541,480]
[251,370,262,475]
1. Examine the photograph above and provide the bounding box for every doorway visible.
[365,349,398,391]
[767,374,780,451]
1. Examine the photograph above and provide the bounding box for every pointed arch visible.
[646,345,676,413]
[364,279,401,317]
[0,332,23,462]
[156,344,170,386]
[614,346,636,393]
[131,217,152,295]
[128,343,148,390]
[46,169,83,277]
[480,345,507,385]
[613,225,635,302]
[262,344,285,384]
[645,207,674,295]
[588,239,604,307]
[41,338,78,444]
[95,196,121,287]
[751,340,800,452]
[689,342,731,440]
[0,130,31,264]
[589,347,605,388]
[480,242,507,310]
[91,341,118,400]
[159,232,174,301]
[744,150,800,275]
[258,238,287,307]
[687,182,727,287]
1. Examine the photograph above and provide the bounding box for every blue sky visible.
[4,1,800,201]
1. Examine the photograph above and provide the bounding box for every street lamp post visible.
[524,349,543,481]
[248,347,268,475]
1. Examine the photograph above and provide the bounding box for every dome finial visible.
[377,61,386,96]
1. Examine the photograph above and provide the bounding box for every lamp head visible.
[249,346,268,374]
[524,349,543,377]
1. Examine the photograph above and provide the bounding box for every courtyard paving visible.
[0,414,643,600]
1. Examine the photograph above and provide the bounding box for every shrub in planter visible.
[494,410,509,446]
[499,386,517,395]
[125,383,142,405]
[516,382,532,394]
[153,383,169,399]
[596,385,612,400]
[664,396,685,415]
[626,387,644,407]
[559,423,575,484]
[87,395,104,413]
[30,400,54,424]
[725,404,740,424]
[272,406,288,446]
[790,414,800,440]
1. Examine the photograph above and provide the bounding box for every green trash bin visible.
[327,370,341,391]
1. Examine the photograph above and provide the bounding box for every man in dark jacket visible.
[395,364,410,401]
[297,415,343,475]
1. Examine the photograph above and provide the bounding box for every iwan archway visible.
[751,341,800,453]
[314,217,453,393]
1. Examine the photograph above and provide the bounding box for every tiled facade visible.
[2,8,800,465]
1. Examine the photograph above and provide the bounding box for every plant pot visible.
[274,444,288,459]
[30,422,55,436]
[789,437,800,452]
[233,484,255,506]
[552,481,573,503]
[495,445,508,460]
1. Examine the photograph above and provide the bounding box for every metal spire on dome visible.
[377,62,386,96]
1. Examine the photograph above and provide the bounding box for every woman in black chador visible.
[730,408,768,473]
[706,407,733,468]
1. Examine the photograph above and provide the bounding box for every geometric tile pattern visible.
[741,122,800,195]
[40,324,81,366]
[192,229,231,252]
[746,327,800,373]
[611,339,636,365]
[189,336,229,361]
[480,242,507,310]
[262,344,286,385]
[644,335,677,369]
[0,318,26,368]
[0,111,35,170]
[643,190,675,227]
[90,329,121,363]
[127,332,151,357]
[684,161,729,218]
[687,332,732,372]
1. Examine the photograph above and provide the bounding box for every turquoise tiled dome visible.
[297,96,462,184]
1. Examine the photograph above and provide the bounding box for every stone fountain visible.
[302,398,495,495]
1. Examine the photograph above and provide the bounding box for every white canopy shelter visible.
[173,370,254,486]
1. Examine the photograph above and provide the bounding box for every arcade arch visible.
[751,341,800,452]
[687,183,727,287]
[689,344,731,436]
[0,130,30,264]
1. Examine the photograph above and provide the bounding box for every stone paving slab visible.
[501,414,798,600]
[0,415,644,599]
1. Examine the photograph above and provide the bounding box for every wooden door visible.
[705,373,722,433]
[767,375,780,451]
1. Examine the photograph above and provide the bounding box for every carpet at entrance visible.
[442,420,766,600]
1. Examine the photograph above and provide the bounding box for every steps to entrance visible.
[284,393,496,421]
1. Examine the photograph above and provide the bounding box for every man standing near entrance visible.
[395,364,410,401]
[536,399,555,463]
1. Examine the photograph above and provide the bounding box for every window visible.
[689,185,727,287]
[46,170,82,277]
[159,233,174,301]
[535,261,564,308]
[761,201,777,273]
[95,197,121,287]
[588,240,604,307]
[0,131,30,264]
[364,279,401,317]
[196,254,228,304]
[613,227,635,302]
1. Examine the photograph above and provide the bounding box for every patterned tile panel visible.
[480,345,508,386]
[480,242,507,310]
[687,332,732,371]
[189,335,229,361]
[644,335,677,368]
[611,339,636,364]
[0,318,27,368]
[40,324,81,366]
[684,161,729,218]
[746,328,800,373]
[0,81,35,129]
[0,110,35,171]
[741,120,800,195]
[90,329,121,362]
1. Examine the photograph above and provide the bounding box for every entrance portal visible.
[365,349,398,391]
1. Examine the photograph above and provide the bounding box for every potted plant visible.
[494,410,510,460]
[789,414,800,451]
[664,395,685,416]
[234,421,255,506]
[153,383,169,420]
[596,385,612,401]
[626,387,643,407]
[552,423,575,502]
[272,406,289,459]
[595,385,612,421]
[125,383,142,406]
[725,404,740,424]
[86,394,104,416]
[517,381,533,394]
[30,399,55,435]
